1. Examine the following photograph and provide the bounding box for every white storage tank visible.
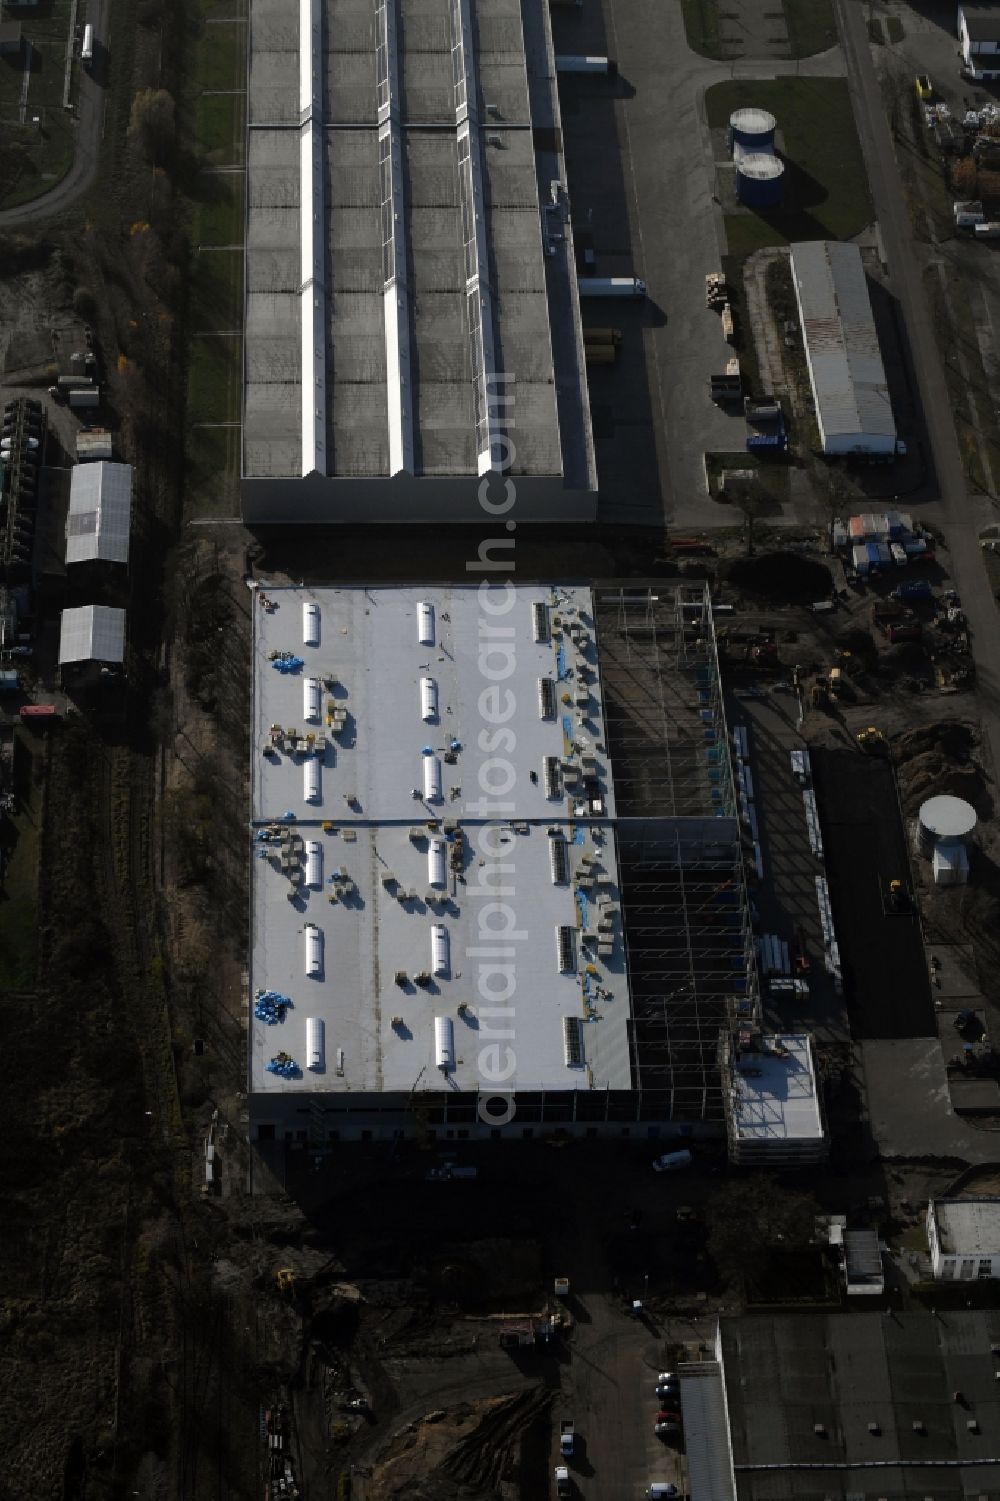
[428,837,447,888]
[423,754,442,802]
[417,601,435,645]
[306,1016,325,1071]
[917,794,977,858]
[304,755,321,803]
[434,1015,455,1072]
[304,839,323,889]
[304,923,323,976]
[302,601,320,646]
[420,676,439,721]
[431,923,450,977]
[303,676,321,723]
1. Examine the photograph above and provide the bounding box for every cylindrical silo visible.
[729,107,777,154]
[917,794,977,858]
[735,153,784,210]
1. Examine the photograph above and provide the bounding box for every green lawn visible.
[193,174,244,245]
[196,90,244,163]
[192,21,246,94]
[188,333,242,423]
[708,79,873,253]
[680,0,724,59]
[681,0,835,58]
[182,7,246,517]
[782,0,837,57]
[190,247,243,332]
[0,0,76,209]
[0,731,42,989]
[185,423,242,518]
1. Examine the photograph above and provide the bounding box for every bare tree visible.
[128,88,176,165]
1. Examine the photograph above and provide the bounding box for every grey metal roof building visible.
[58,605,126,665]
[64,461,132,565]
[720,1312,1000,1501]
[242,0,597,523]
[789,241,897,456]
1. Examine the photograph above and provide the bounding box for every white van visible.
[651,1149,693,1173]
[647,1486,680,1500]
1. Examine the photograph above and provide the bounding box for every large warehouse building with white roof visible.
[789,240,898,457]
[245,584,815,1151]
[242,0,597,523]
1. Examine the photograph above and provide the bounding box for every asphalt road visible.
[0,0,108,226]
[833,0,1000,783]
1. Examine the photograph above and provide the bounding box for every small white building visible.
[58,604,126,666]
[65,460,132,565]
[926,1197,1000,1280]
[958,3,1000,79]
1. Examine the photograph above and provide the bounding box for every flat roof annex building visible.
[789,240,897,457]
[248,585,784,1145]
[243,0,597,523]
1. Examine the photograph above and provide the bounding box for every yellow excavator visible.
[857,726,887,755]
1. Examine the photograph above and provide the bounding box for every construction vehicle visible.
[583,326,622,346]
[856,726,887,754]
[881,878,913,916]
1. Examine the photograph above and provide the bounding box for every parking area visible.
[552,0,750,526]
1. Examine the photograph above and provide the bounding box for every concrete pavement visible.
[595,0,847,524]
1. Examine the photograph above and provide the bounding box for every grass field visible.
[0,732,42,989]
[0,0,76,208]
[681,0,835,59]
[707,79,873,255]
[188,332,242,423]
[184,6,245,518]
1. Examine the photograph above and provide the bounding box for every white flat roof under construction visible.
[729,1033,823,1145]
[252,584,616,824]
[250,584,632,1099]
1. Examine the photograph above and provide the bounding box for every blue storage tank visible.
[735,153,784,209]
[729,107,777,153]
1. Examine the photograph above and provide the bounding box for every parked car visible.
[655,1421,681,1439]
[657,1371,679,1384]
[647,1487,680,1500]
[652,1150,693,1173]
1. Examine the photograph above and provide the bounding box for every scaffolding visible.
[596,587,759,1121]
[594,585,735,819]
